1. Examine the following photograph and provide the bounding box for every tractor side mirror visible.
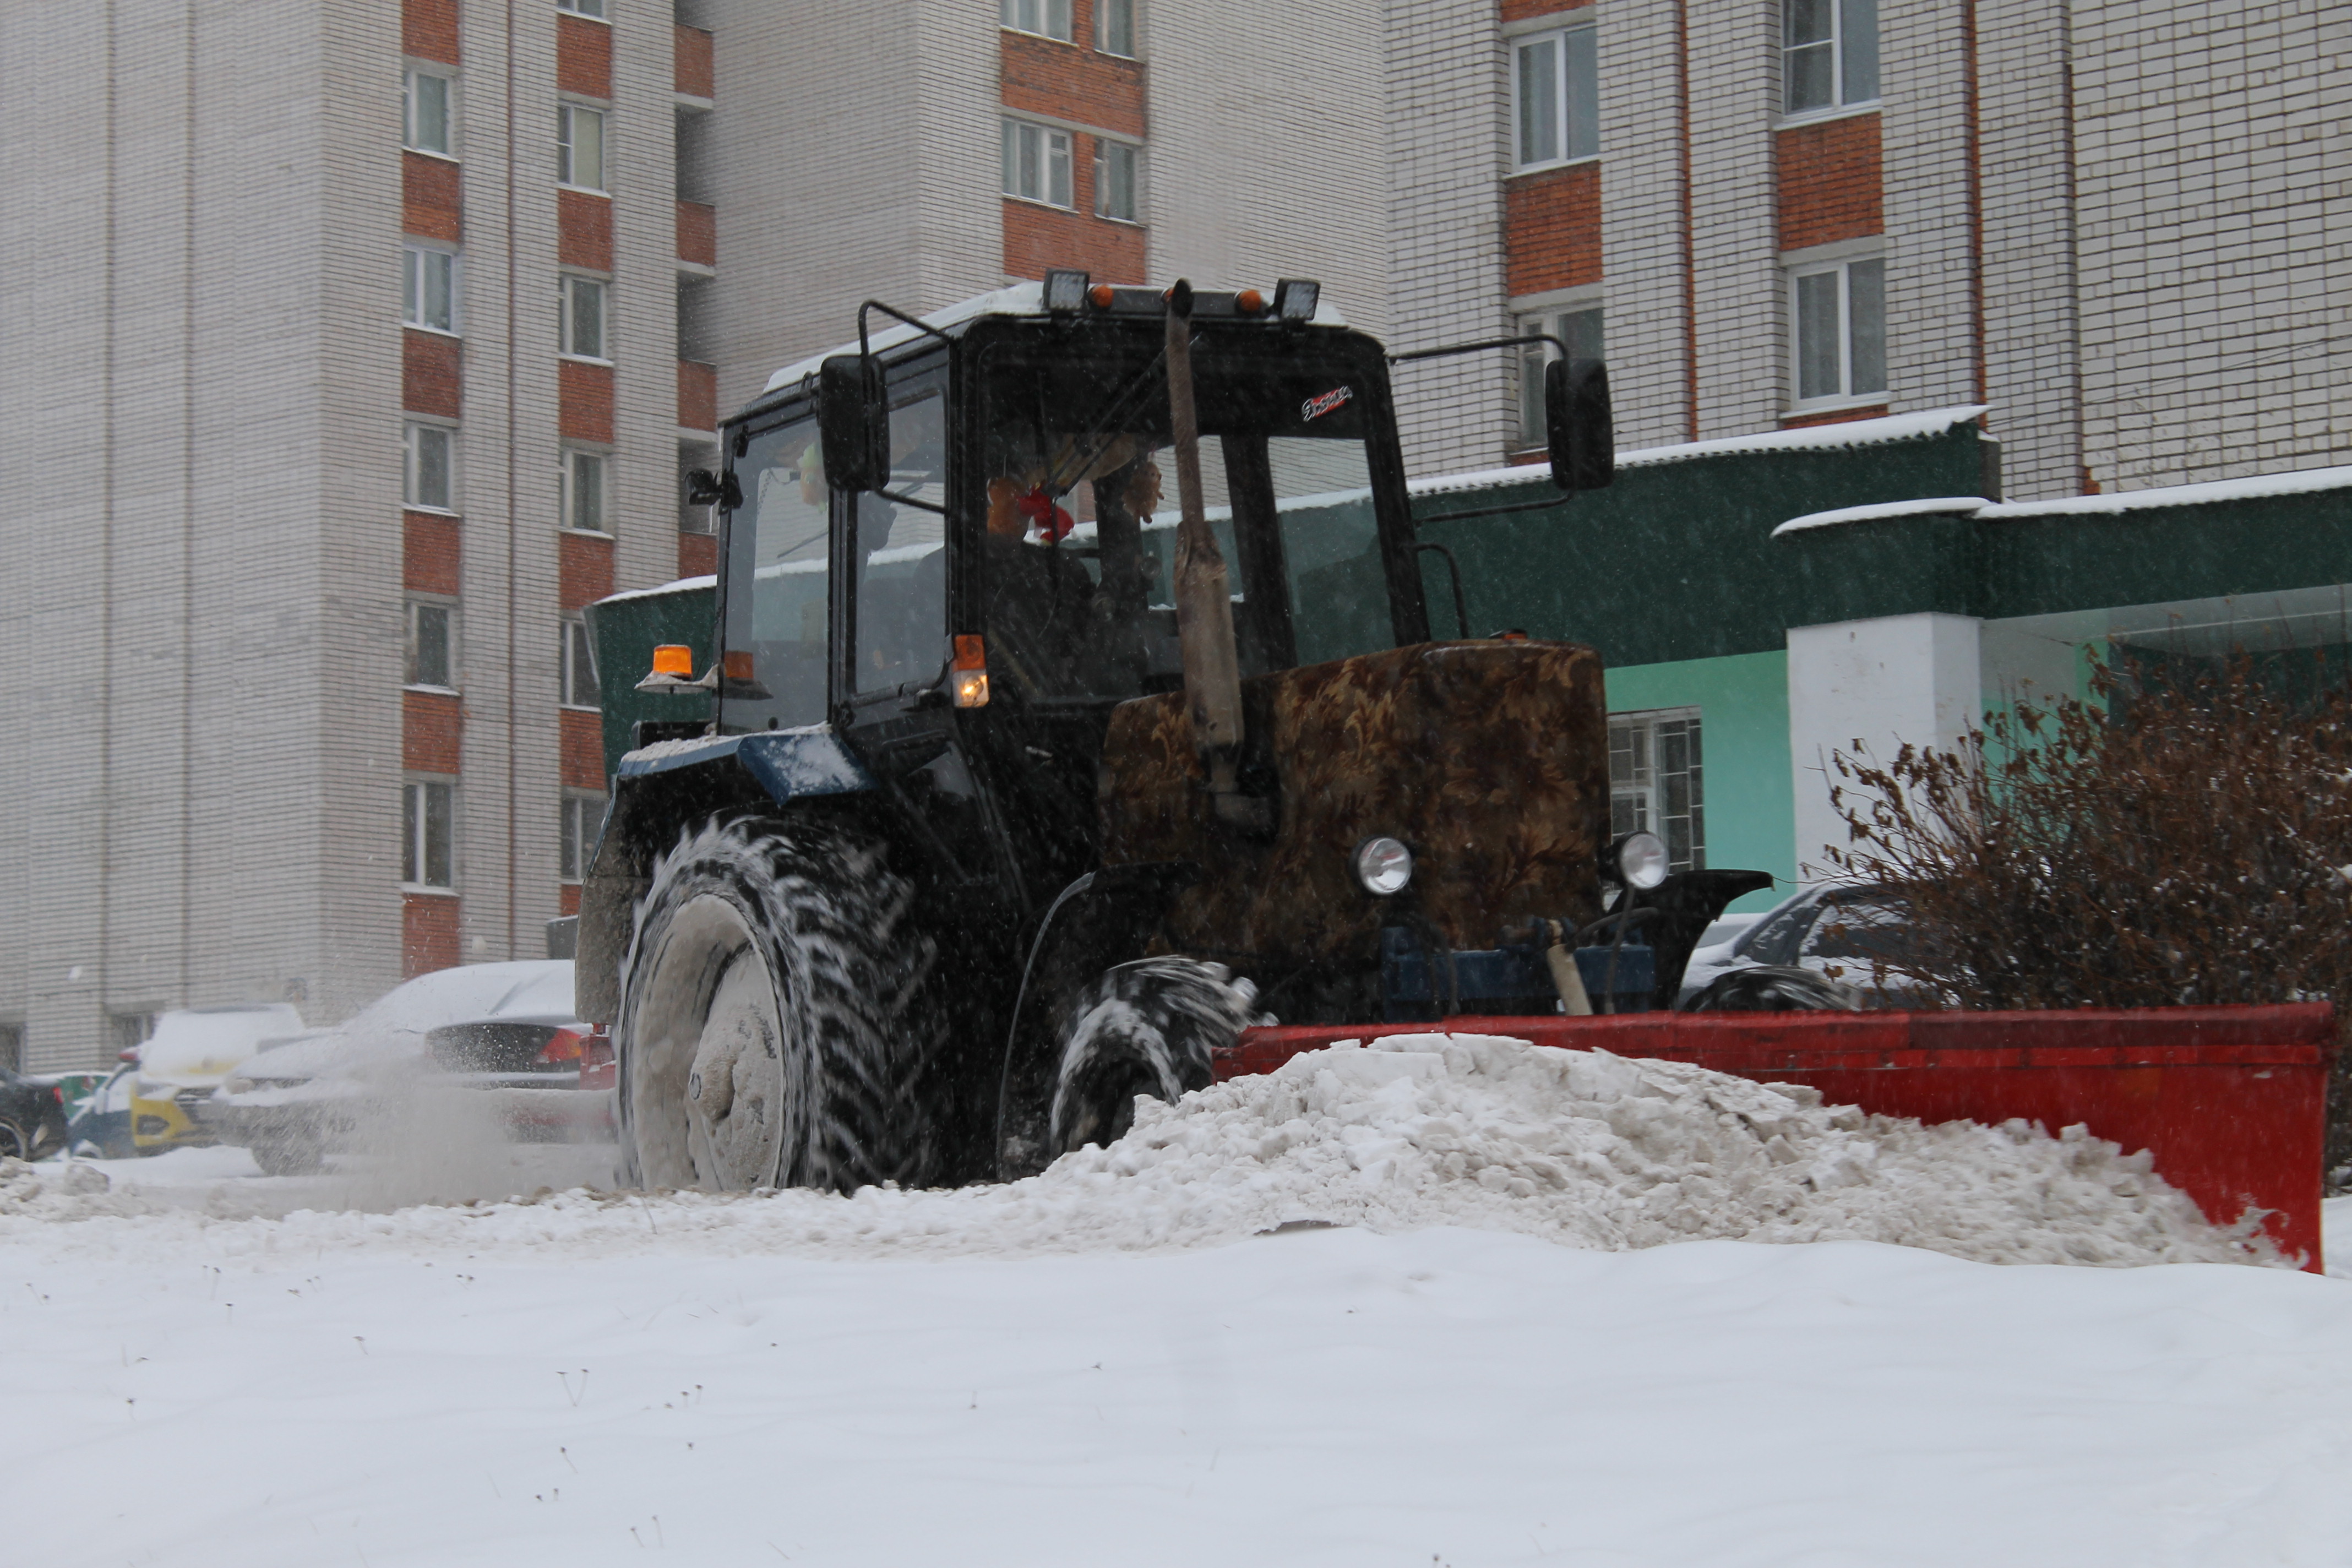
[818,355,889,494]
[1546,358,1615,492]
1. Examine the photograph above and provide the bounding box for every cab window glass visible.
[1269,435,1380,667]
[722,416,829,730]
[856,385,949,695]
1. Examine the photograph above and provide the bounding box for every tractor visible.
[576,271,1768,1193]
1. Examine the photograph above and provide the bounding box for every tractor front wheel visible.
[1047,957,1258,1157]
[616,815,948,1194]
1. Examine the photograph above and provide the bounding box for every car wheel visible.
[0,1119,28,1162]
[616,815,948,1194]
[251,1135,326,1177]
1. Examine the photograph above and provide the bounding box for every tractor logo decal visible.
[1301,385,1354,422]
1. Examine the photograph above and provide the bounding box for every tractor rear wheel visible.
[1047,957,1258,1157]
[617,815,948,1194]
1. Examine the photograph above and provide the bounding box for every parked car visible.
[1,1068,71,1161]
[67,1004,308,1157]
[1676,884,1921,1007]
[202,961,605,1175]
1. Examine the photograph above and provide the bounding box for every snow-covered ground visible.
[6,1037,2348,1567]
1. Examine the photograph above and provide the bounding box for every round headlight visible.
[1610,831,1670,890]
[1351,836,1414,896]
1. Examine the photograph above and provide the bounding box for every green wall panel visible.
[1606,650,1795,912]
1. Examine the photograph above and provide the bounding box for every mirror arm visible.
[1415,494,1574,525]
[856,300,959,359]
[1387,333,1567,365]
[1410,542,1472,639]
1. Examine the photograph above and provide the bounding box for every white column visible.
[1786,612,1981,879]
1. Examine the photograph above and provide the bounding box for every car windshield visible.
[974,339,1395,702]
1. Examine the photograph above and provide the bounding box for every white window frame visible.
[1094,137,1141,224]
[1781,0,1880,119]
[557,0,608,19]
[999,0,1072,42]
[406,596,458,691]
[559,616,600,708]
[1609,707,1704,874]
[403,421,459,513]
[1785,253,1888,410]
[1513,299,1604,450]
[1511,22,1599,173]
[403,66,456,157]
[402,243,460,335]
[561,447,611,535]
[559,792,605,883]
[1000,118,1074,209]
[559,274,609,362]
[1096,0,1137,57]
[558,102,606,192]
[401,777,456,891]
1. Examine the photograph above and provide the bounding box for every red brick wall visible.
[402,329,462,419]
[678,532,717,579]
[1499,0,1593,20]
[558,189,613,272]
[999,30,1145,137]
[559,531,614,612]
[1004,195,1147,285]
[678,360,717,432]
[1504,161,1602,298]
[403,0,459,65]
[561,709,607,791]
[402,893,461,978]
[403,152,462,243]
[1781,404,1888,429]
[404,511,461,596]
[1777,112,1882,252]
[555,12,612,98]
[558,884,583,917]
[403,689,462,773]
[559,360,614,445]
[674,24,713,97]
[675,200,715,268]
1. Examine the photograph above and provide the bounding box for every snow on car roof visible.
[138,1004,307,1080]
[346,962,573,1034]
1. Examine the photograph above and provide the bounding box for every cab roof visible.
[758,279,1353,399]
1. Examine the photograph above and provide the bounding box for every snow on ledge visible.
[1976,463,2352,520]
[1773,497,1994,538]
[1411,406,1990,499]
[596,573,715,606]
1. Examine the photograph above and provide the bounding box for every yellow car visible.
[121,1004,308,1154]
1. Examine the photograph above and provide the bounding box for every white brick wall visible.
[1686,0,1780,438]
[1594,0,1691,451]
[1879,0,1978,418]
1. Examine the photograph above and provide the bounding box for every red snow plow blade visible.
[1217,1003,2334,1272]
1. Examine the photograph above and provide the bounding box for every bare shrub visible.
[1821,653,2352,1188]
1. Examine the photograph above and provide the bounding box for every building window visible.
[1610,709,1703,874]
[407,599,455,688]
[108,1012,156,1054]
[1783,0,1879,116]
[402,780,454,889]
[404,422,456,511]
[557,0,607,17]
[558,104,606,190]
[402,245,458,333]
[1789,256,1887,404]
[1095,139,1140,222]
[1515,305,1603,449]
[404,68,454,155]
[1000,118,1073,209]
[562,448,609,533]
[1513,23,1599,170]
[0,1022,21,1073]
[999,0,1072,41]
[1097,0,1136,56]
[560,794,604,883]
[560,616,598,707]
[560,275,607,360]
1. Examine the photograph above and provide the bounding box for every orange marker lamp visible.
[650,644,694,679]
[951,635,990,709]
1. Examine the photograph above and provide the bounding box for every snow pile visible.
[3,1036,2277,1270]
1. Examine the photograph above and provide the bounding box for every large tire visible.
[0,1120,28,1162]
[616,815,948,1193]
[1048,957,1259,1157]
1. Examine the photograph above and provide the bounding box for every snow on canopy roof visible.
[596,574,715,606]
[1772,462,2352,537]
[1409,405,1991,499]
[1773,497,1994,538]
[759,280,1354,396]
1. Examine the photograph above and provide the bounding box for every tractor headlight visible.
[1607,831,1670,890]
[1351,836,1414,897]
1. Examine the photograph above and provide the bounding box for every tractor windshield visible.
[975,337,1396,703]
